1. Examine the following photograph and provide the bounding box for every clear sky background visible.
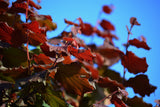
[36,0,160,106]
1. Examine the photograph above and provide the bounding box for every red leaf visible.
[98,77,124,92]
[121,51,148,74]
[0,22,28,47]
[84,65,99,80]
[111,94,127,107]
[64,19,79,26]
[129,38,151,50]
[100,19,115,31]
[8,2,33,14]
[0,22,14,44]
[67,45,94,63]
[95,53,104,68]
[80,23,93,36]
[102,5,112,14]
[28,0,41,9]
[55,62,94,96]
[23,21,44,34]
[34,53,54,65]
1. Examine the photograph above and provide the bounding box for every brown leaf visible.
[98,77,124,92]
[55,62,94,96]
[100,19,115,31]
[125,74,157,97]
[129,38,151,50]
[130,17,140,26]
[102,5,112,14]
[121,51,148,74]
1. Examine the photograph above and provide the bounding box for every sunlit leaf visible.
[129,38,151,50]
[110,94,127,107]
[55,62,94,96]
[125,74,157,97]
[121,51,148,74]
[68,45,94,63]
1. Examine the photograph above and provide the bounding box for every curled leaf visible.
[130,17,140,26]
[121,51,148,74]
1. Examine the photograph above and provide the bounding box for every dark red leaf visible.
[55,62,94,96]
[98,77,124,92]
[8,2,33,14]
[0,22,14,44]
[121,51,148,74]
[102,5,112,14]
[0,0,9,13]
[80,23,93,36]
[100,19,115,31]
[95,53,104,68]
[125,74,157,97]
[0,22,27,47]
[67,45,94,63]
[129,38,151,50]
[111,94,127,107]
[34,53,54,65]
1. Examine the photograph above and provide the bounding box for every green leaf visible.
[42,87,67,107]
[2,47,28,67]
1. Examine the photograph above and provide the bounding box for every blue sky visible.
[37,0,160,106]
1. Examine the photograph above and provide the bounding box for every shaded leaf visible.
[55,62,94,96]
[129,38,151,50]
[0,80,13,92]
[0,66,28,80]
[68,45,94,63]
[2,47,28,67]
[110,94,127,107]
[125,74,157,97]
[98,77,124,92]
[123,96,152,107]
[121,51,148,74]
[93,103,108,107]
[40,42,68,58]
[0,0,9,13]
[100,19,115,31]
[102,5,112,14]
